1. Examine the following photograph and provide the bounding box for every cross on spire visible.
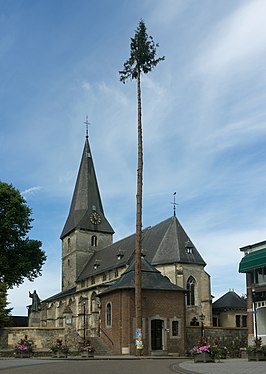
[84,116,91,138]
[171,192,178,217]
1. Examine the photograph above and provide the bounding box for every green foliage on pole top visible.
[119,19,165,83]
[0,181,46,288]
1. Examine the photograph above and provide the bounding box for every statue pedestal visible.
[28,311,40,327]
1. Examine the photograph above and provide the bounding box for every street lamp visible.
[79,296,87,346]
[251,285,258,340]
[199,313,205,337]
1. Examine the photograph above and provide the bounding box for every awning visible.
[239,248,266,273]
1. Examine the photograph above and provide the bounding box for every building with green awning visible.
[239,247,266,273]
[239,240,266,345]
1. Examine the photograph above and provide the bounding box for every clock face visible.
[90,212,101,225]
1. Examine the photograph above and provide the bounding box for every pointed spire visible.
[60,127,114,239]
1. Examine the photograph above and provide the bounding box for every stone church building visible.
[36,131,212,355]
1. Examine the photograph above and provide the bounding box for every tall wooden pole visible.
[119,20,164,355]
[135,66,143,355]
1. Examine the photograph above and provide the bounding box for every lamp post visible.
[251,285,258,340]
[80,297,87,346]
[199,313,205,337]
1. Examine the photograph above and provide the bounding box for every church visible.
[36,129,212,355]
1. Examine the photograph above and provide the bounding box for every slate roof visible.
[42,287,77,303]
[60,134,114,239]
[212,291,246,311]
[77,215,206,281]
[99,257,186,295]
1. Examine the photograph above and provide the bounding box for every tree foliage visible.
[0,181,46,288]
[0,283,12,327]
[119,19,165,83]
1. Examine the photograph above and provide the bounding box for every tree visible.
[119,20,164,354]
[0,181,46,288]
[0,283,12,327]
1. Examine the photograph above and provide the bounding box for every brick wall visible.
[99,288,186,356]
[100,291,127,354]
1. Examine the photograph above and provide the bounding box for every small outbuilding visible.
[99,257,186,356]
[212,290,247,328]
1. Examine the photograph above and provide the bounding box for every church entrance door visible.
[151,319,163,350]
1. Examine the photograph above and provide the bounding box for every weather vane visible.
[171,192,178,217]
[84,115,91,138]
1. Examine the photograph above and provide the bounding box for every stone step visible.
[89,337,113,356]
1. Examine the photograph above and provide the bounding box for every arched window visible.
[106,302,112,327]
[68,259,70,267]
[186,276,197,306]
[67,237,71,250]
[91,235,98,247]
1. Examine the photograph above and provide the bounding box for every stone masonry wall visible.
[0,326,82,351]
[186,326,248,358]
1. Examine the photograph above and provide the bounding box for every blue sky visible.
[1,0,266,315]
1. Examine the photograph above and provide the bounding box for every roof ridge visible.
[99,257,186,295]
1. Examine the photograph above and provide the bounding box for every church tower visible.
[60,127,114,291]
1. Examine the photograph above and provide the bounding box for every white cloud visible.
[82,81,92,91]
[97,81,130,107]
[188,225,266,300]
[147,0,188,28]
[8,265,60,316]
[197,0,266,75]
[21,186,43,197]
